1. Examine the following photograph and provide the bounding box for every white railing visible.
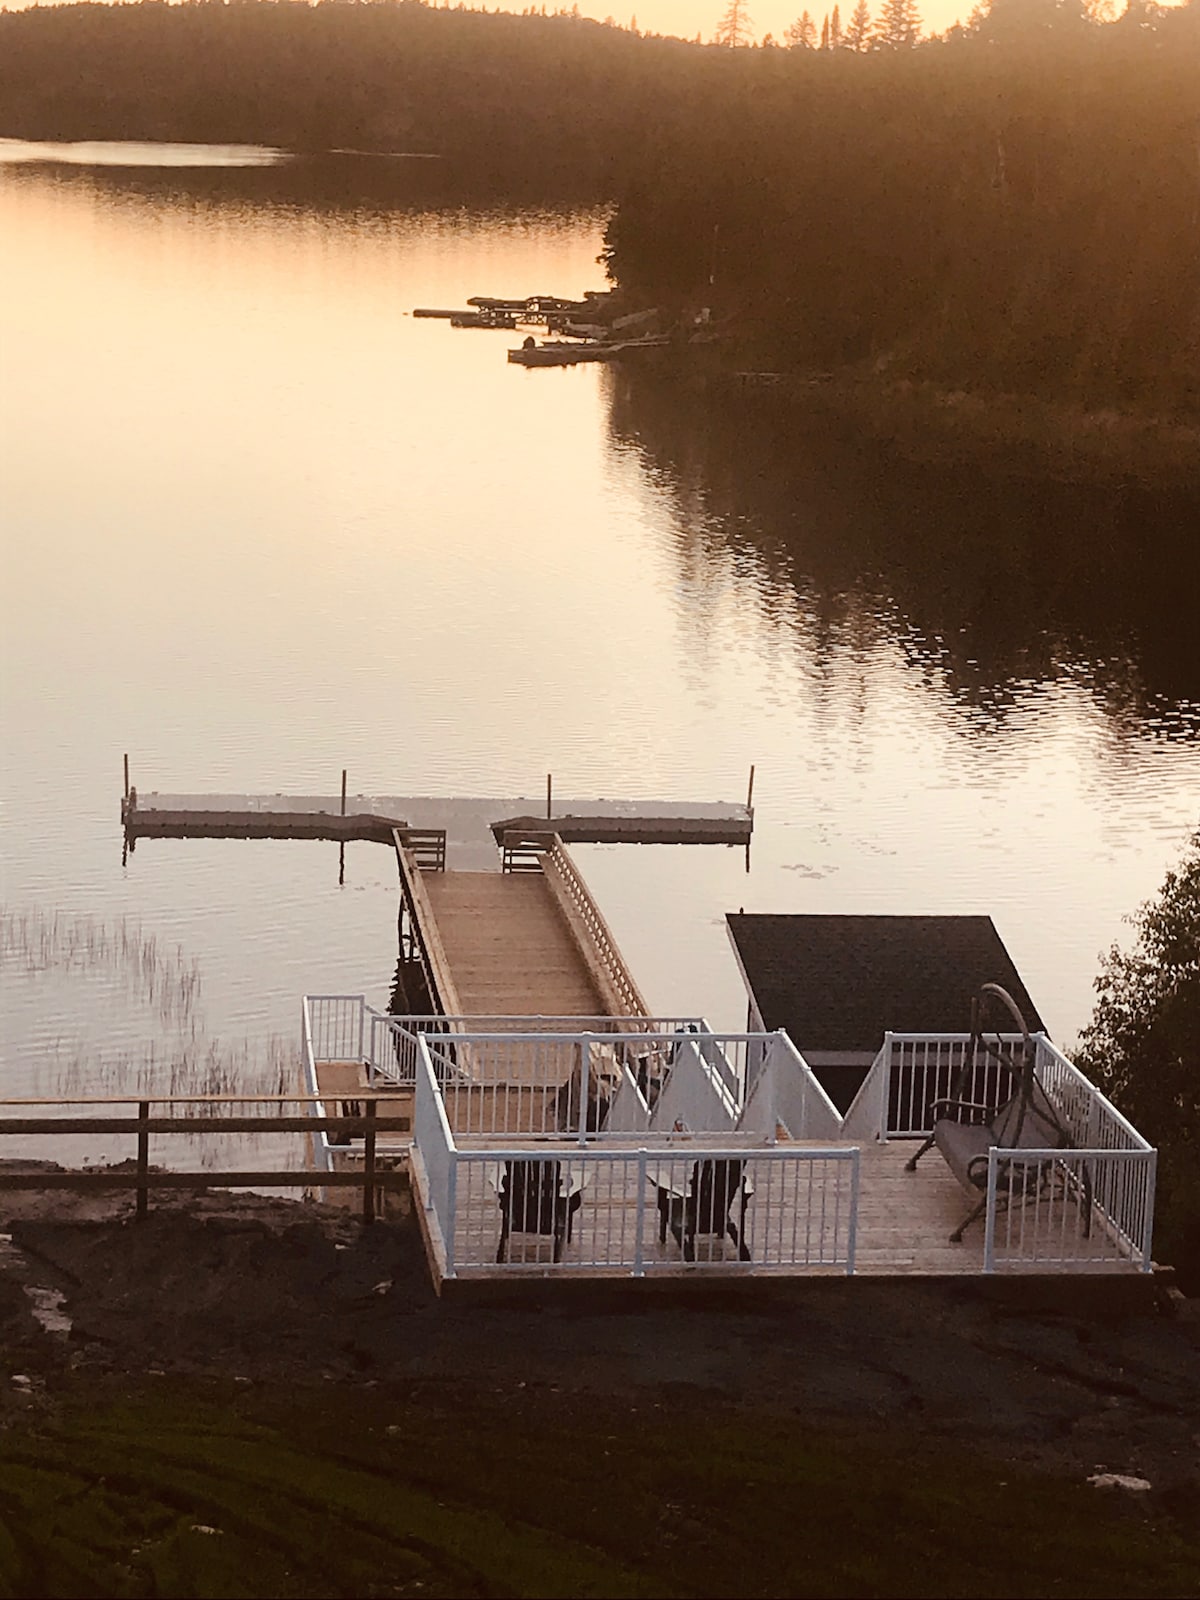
[395,1029,776,1141]
[648,1038,739,1133]
[305,994,366,1065]
[983,1147,1156,1272]
[436,1144,859,1277]
[981,1036,1157,1272]
[413,1043,458,1272]
[838,1030,1156,1272]
[739,1035,844,1141]
[842,1032,1032,1141]
[301,995,336,1172]
[361,1010,708,1089]
[603,1066,652,1133]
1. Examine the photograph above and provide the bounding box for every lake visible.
[1,142,1197,1132]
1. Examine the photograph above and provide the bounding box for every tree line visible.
[1,0,1197,412]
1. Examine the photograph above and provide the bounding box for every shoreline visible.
[706,364,1200,490]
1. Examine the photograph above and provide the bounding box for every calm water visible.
[1,143,1197,1128]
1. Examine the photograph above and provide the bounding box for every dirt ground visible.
[0,1174,1197,1597]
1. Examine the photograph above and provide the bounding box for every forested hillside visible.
[2,0,1197,413]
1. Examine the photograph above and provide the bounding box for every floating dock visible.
[121,789,753,867]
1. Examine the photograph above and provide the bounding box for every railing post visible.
[362,1101,377,1225]
[983,1147,998,1272]
[445,1152,457,1277]
[579,1036,592,1145]
[880,1033,893,1143]
[1141,1152,1157,1271]
[633,1151,647,1276]
[845,1151,860,1275]
[136,1100,150,1220]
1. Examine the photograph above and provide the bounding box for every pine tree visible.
[715,0,755,44]
[873,0,921,45]
[830,3,843,43]
[784,9,819,45]
[842,0,872,47]
[820,12,831,44]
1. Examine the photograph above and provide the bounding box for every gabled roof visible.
[726,914,1045,1053]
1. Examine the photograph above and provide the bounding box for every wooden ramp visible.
[423,872,607,1016]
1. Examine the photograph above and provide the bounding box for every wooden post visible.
[746,763,756,811]
[136,1100,149,1219]
[123,753,130,801]
[546,772,553,821]
[340,768,347,816]
[362,1100,377,1225]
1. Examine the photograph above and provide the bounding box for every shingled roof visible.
[726,914,1045,1052]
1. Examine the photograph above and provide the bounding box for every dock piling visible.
[136,1100,149,1219]
[546,772,553,821]
[123,753,130,801]
[747,763,756,811]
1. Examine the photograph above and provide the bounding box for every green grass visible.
[0,1378,1193,1598]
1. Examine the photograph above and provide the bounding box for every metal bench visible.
[906,983,1091,1243]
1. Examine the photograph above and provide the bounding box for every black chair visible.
[495,1160,582,1263]
[657,1158,751,1262]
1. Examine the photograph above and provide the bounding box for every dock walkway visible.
[423,872,606,1017]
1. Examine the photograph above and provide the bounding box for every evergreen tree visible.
[785,9,819,44]
[715,0,755,43]
[874,0,921,44]
[1076,832,1200,1286]
[842,0,873,45]
[830,4,844,44]
[820,12,831,44]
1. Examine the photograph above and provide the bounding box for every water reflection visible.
[605,367,1200,725]
[1,158,1196,1119]
[0,137,289,168]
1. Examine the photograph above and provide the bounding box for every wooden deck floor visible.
[431,1140,1138,1280]
[423,872,606,1016]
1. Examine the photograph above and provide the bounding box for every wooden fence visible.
[0,1098,407,1223]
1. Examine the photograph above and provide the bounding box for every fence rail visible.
[0,1097,406,1221]
[538,835,652,1018]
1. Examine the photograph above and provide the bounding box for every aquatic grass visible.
[0,908,201,1030]
[1,907,306,1173]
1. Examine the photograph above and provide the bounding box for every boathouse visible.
[726,913,1045,1114]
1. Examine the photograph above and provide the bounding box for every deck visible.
[429,1140,1138,1281]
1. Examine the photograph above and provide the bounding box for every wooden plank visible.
[0,1170,403,1190]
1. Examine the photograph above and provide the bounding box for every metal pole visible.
[634,1151,647,1276]
[136,1100,149,1219]
[983,1148,998,1272]
[746,763,755,810]
[123,753,130,800]
[341,769,347,816]
[546,772,553,821]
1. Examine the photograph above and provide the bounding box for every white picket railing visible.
[412,1041,457,1267]
[842,1031,1030,1142]
[739,1034,844,1142]
[410,1040,858,1278]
